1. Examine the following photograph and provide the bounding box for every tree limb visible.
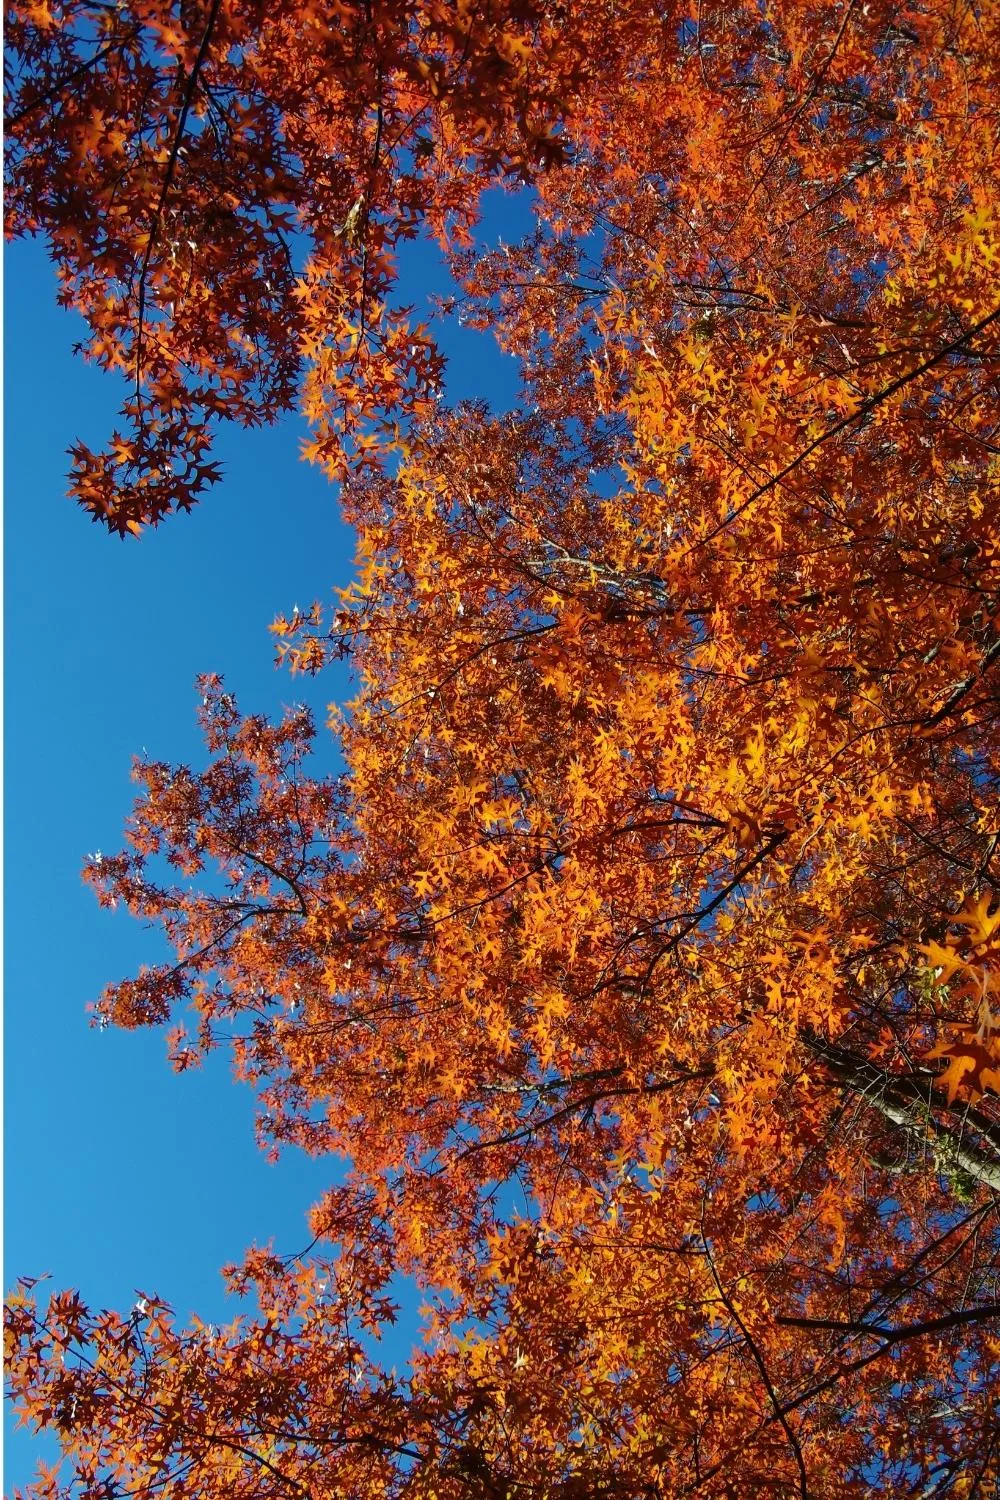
[803,1034,1000,1193]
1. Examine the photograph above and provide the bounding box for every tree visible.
[6,0,1000,1493]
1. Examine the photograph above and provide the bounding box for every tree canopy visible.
[6,0,1000,1493]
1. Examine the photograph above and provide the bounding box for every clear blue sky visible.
[4,198,527,1487]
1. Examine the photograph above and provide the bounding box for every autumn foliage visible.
[6,0,1000,1492]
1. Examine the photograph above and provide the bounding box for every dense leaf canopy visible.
[6,0,1000,1492]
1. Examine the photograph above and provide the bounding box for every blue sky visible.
[4,198,528,1487]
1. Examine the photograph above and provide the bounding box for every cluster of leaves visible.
[7,0,1000,1493]
[6,0,576,530]
[924,894,1000,1104]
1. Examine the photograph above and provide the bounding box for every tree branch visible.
[776,1304,1000,1342]
[803,1034,1000,1193]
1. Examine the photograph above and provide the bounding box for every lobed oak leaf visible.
[925,1028,1000,1105]
[952,892,1000,950]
